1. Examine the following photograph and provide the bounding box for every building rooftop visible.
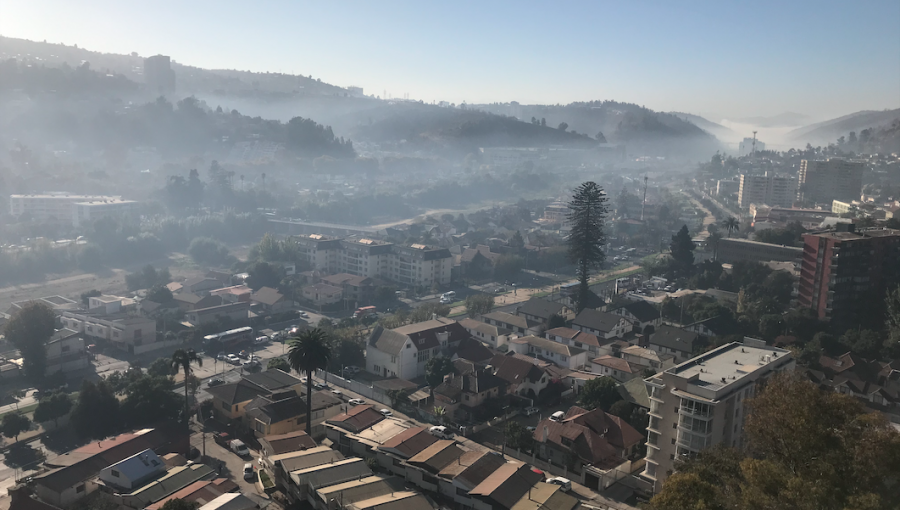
[517,298,567,320]
[511,335,585,357]
[655,342,793,396]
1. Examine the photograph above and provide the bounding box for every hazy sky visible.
[3,0,899,120]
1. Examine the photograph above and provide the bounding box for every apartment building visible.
[293,235,452,287]
[59,310,157,354]
[737,173,797,208]
[794,225,900,324]
[642,340,795,489]
[716,238,802,264]
[798,158,865,205]
[9,193,138,226]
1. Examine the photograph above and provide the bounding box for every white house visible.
[507,335,588,370]
[365,318,470,379]
[571,309,633,339]
[45,329,90,374]
[611,301,662,331]
[99,449,166,491]
[458,318,511,349]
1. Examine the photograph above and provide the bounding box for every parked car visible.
[225,354,240,365]
[214,432,231,447]
[547,477,572,492]
[230,439,250,457]
[238,350,251,359]
[550,411,565,422]
[242,360,260,369]
[255,336,270,345]
[216,353,228,361]
[331,390,343,398]
[313,382,326,390]
[348,398,365,406]
[299,311,309,318]
[345,365,361,374]
[439,296,452,304]
[524,406,540,416]
[207,378,225,387]
[379,409,393,417]
[429,426,454,439]
[243,463,254,480]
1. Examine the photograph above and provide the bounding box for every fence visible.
[314,369,392,407]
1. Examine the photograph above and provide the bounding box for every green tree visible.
[80,289,101,306]
[1,412,31,442]
[121,375,182,429]
[247,261,283,291]
[170,349,202,428]
[721,217,740,237]
[4,301,57,382]
[71,380,120,439]
[433,406,447,424]
[886,285,900,356]
[566,182,609,312]
[608,400,633,420]
[504,421,534,451]
[146,285,174,303]
[188,237,232,267]
[425,356,454,388]
[267,357,291,372]
[288,328,333,433]
[493,254,525,281]
[547,314,567,329]
[465,294,495,317]
[578,376,621,411]
[160,499,199,510]
[508,230,525,249]
[33,391,73,427]
[409,302,450,323]
[758,314,784,341]
[148,357,173,377]
[669,225,695,277]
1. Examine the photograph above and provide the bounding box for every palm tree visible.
[722,217,740,237]
[433,406,447,425]
[170,349,202,428]
[288,329,332,434]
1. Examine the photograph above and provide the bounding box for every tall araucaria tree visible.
[566,182,609,313]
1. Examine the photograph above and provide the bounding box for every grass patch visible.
[259,469,275,489]
[0,403,38,419]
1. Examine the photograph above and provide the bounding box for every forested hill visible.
[472,100,722,158]
[348,102,598,151]
[787,108,900,147]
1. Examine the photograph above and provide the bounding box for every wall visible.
[315,369,392,406]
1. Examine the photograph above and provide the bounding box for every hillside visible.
[787,109,900,145]
[669,112,735,138]
[735,112,812,127]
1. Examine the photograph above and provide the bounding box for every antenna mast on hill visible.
[751,131,758,161]
[640,175,649,221]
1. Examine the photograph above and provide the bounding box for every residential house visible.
[611,301,662,332]
[205,270,235,287]
[344,492,434,510]
[209,285,252,304]
[532,406,643,490]
[207,370,305,422]
[258,430,317,459]
[434,362,506,421]
[198,493,258,510]
[268,447,344,492]
[325,405,385,435]
[468,462,544,510]
[59,311,157,354]
[451,337,496,364]
[618,377,650,414]
[684,316,734,338]
[365,317,469,379]
[320,273,374,305]
[184,302,251,327]
[507,483,579,510]
[459,245,500,280]
[172,293,222,312]
[590,357,639,382]
[287,458,371,505]
[571,309,633,339]
[490,354,551,400]
[459,318,511,349]
[115,463,215,510]
[33,427,188,508]
[180,277,223,295]
[165,282,183,294]
[301,283,343,307]
[508,335,588,370]
[516,298,573,325]
[808,352,900,414]
[245,392,342,439]
[544,327,615,357]
[377,427,440,464]
[405,441,465,492]
[313,476,405,510]
[436,451,506,507]
[135,478,239,510]
[621,345,676,372]
[99,449,165,491]
[648,325,698,362]
[45,329,90,374]
[251,286,292,314]
[479,311,542,336]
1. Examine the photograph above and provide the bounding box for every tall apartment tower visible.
[642,340,795,490]
[143,55,176,96]
[738,173,796,208]
[794,225,900,325]
[797,159,864,205]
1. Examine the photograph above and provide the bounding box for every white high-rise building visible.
[738,173,796,208]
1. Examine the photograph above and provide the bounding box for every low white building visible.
[365,318,469,379]
[508,335,589,370]
[45,329,90,374]
[99,449,165,491]
[458,318,510,349]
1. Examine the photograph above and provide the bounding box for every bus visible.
[353,306,377,319]
[203,326,254,349]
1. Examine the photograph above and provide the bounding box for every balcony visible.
[679,407,713,419]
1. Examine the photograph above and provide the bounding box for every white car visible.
[348,398,366,406]
[299,311,309,318]
[331,390,343,398]
[429,426,454,440]
[243,463,254,480]
[379,409,393,417]
[546,477,572,492]
[439,296,452,304]
[524,406,540,416]
[225,354,240,365]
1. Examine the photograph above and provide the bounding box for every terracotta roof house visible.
[490,353,551,399]
[533,406,643,473]
[326,405,385,434]
[406,440,465,473]
[259,431,317,458]
[251,286,291,314]
[590,356,640,382]
[469,463,544,510]
[434,364,506,421]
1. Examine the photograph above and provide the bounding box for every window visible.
[671,438,676,444]
[76,485,85,493]
[62,345,70,352]
[111,469,120,477]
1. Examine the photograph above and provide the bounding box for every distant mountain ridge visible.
[668,112,735,137]
[734,112,812,127]
[787,109,900,145]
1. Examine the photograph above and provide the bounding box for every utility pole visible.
[202,432,206,459]
[751,131,758,162]
[640,175,649,221]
